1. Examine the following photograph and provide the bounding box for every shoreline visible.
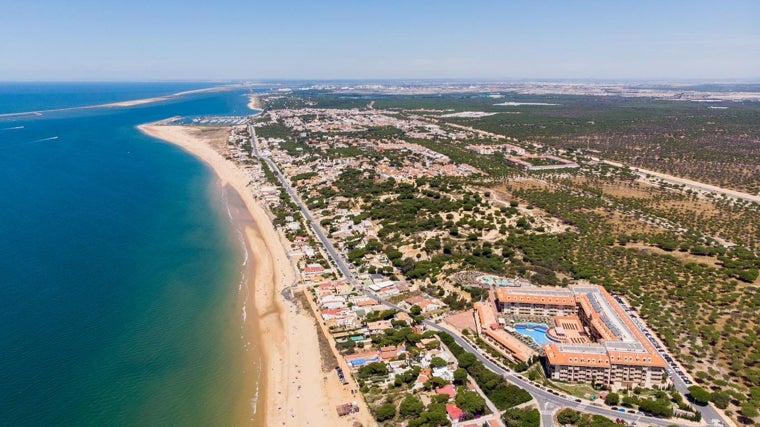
[137,123,355,426]
[0,85,236,119]
[247,94,263,112]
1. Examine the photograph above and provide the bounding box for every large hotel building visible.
[492,284,667,389]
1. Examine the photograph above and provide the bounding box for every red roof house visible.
[445,403,464,422]
[435,384,457,399]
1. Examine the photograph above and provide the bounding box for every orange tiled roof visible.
[495,287,576,306]
[544,343,610,367]
[473,301,497,328]
[606,350,663,367]
[484,328,533,362]
[589,317,618,341]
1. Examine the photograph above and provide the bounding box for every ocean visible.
[0,83,258,425]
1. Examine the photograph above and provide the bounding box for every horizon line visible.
[2,77,760,85]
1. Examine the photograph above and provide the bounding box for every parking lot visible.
[612,296,692,386]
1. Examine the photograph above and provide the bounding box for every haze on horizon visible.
[1,0,758,82]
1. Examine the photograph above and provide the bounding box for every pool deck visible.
[514,323,553,346]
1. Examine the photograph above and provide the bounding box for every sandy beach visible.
[247,94,263,111]
[106,86,234,108]
[138,123,367,426]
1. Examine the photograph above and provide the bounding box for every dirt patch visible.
[443,310,477,332]
[182,125,233,157]
[588,208,664,235]
[624,242,721,268]
[570,176,655,199]
[495,179,553,193]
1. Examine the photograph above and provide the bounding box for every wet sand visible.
[138,123,362,426]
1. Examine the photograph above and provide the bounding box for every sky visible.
[1,0,758,81]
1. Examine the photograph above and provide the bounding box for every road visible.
[248,123,705,427]
[602,160,760,204]
[615,297,729,427]
[249,124,356,283]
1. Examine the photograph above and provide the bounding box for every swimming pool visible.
[514,323,553,346]
[476,275,513,286]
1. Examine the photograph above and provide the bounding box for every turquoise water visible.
[0,84,258,425]
[514,323,552,346]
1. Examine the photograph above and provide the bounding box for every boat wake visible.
[31,136,58,143]
[0,112,41,119]
[1,125,24,130]
[0,136,58,149]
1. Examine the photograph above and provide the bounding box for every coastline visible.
[0,85,234,119]
[105,86,234,108]
[137,123,356,426]
[247,94,263,112]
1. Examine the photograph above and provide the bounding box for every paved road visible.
[615,297,729,427]
[249,124,356,283]
[436,327,703,427]
[248,123,703,427]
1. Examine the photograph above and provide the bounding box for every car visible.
[611,407,619,410]
[628,410,635,413]
[575,399,582,403]
[618,408,627,413]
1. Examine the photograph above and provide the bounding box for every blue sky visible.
[1,0,758,81]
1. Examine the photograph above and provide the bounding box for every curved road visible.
[249,123,710,427]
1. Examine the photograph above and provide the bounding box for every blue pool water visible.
[514,323,553,346]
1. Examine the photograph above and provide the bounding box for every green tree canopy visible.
[556,408,580,425]
[503,407,540,427]
[710,390,730,409]
[399,394,425,419]
[455,390,486,415]
[741,401,759,418]
[430,356,448,368]
[453,368,468,385]
[688,385,711,405]
[408,403,448,427]
[374,403,396,421]
[456,352,477,369]
[358,361,389,379]
[604,392,620,406]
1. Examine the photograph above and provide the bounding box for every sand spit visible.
[0,86,234,119]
